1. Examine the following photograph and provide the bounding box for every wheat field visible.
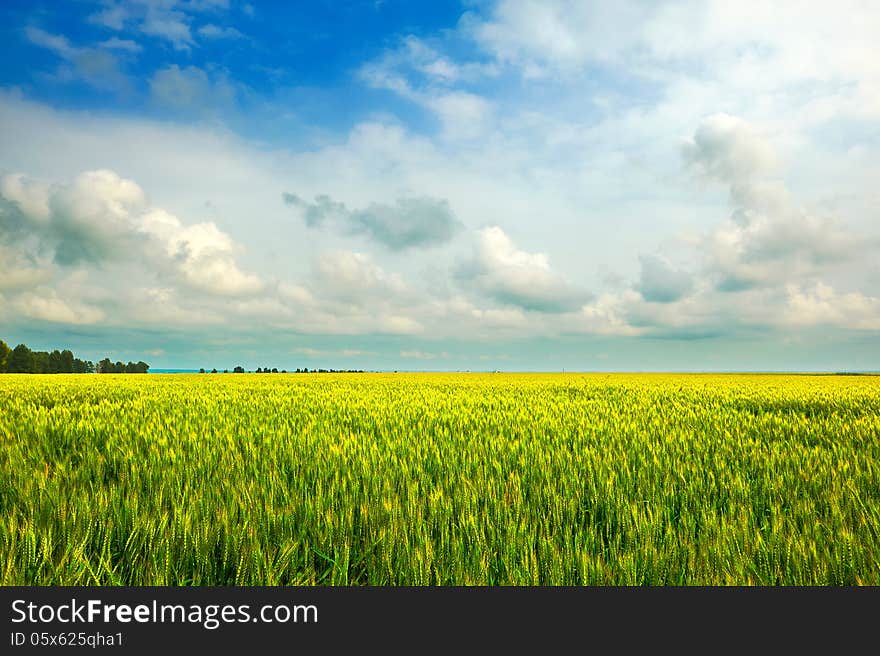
[1,372,878,585]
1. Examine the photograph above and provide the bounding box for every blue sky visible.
[1,1,879,371]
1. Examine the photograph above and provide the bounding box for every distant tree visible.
[59,349,74,373]
[211,368,218,374]
[223,369,228,374]
[32,351,49,373]
[256,367,263,373]
[0,341,134,374]
[281,369,287,374]
[271,368,278,373]
[199,368,206,374]
[233,366,245,374]
[0,340,10,372]
[8,344,34,373]
[72,358,95,374]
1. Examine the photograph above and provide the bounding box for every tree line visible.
[198,367,365,374]
[0,340,149,374]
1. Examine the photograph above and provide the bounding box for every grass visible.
[1,372,878,585]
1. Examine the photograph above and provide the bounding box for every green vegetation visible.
[1,373,878,585]
[0,339,149,374]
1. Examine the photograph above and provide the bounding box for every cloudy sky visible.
[1,1,878,371]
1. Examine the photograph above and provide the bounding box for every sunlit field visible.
[1,373,878,585]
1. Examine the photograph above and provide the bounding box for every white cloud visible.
[88,0,233,50]
[138,8,194,50]
[425,92,493,140]
[783,283,880,330]
[149,64,238,113]
[1,173,51,223]
[139,208,263,295]
[0,169,262,299]
[1,77,877,346]
[25,27,76,58]
[284,192,462,250]
[465,0,640,70]
[466,0,880,92]
[635,254,693,303]
[361,35,495,88]
[293,347,377,358]
[380,316,424,335]
[312,250,409,303]
[127,286,227,325]
[1,169,146,266]
[12,288,105,325]
[25,27,131,92]
[358,36,496,140]
[277,282,316,306]
[89,4,129,30]
[400,349,448,359]
[197,24,243,39]
[579,291,645,337]
[682,113,779,186]
[0,247,52,292]
[99,37,142,53]
[458,226,591,313]
[684,114,873,291]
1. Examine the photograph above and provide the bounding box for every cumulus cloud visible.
[0,169,261,297]
[681,113,778,187]
[1,169,145,265]
[284,192,462,250]
[1,174,51,223]
[256,250,427,336]
[11,288,105,325]
[2,56,877,353]
[282,193,346,228]
[457,226,591,313]
[635,254,694,303]
[706,206,861,292]
[311,250,409,303]
[684,114,873,291]
[139,208,262,295]
[783,283,880,330]
[0,247,51,292]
